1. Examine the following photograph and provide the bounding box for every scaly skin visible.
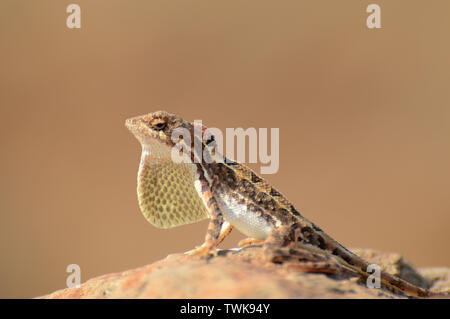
[126,110,444,298]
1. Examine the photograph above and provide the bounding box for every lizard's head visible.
[125,111,190,150]
[126,110,220,165]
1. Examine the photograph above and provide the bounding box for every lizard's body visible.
[126,111,438,298]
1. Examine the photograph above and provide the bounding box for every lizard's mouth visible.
[125,117,141,134]
[125,117,139,138]
[125,117,157,144]
[125,118,174,160]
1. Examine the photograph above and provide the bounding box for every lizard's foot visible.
[184,243,217,259]
[238,238,265,247]
[267,245,343,274]
[265,243,357,277]
[262,225,290,262]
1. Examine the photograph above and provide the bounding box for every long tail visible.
[328,242,434,298]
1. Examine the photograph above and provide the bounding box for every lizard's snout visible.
[125,117,136,129]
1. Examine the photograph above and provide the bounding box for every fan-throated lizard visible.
[125,110,441,298]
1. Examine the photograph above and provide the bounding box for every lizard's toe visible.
[184,244,216,259]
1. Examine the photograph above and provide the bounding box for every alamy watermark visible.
[366,264,381,289]
[170,120,280,175]
[66,264,81,288]
[65,4,381,30]
[66,4,81,29]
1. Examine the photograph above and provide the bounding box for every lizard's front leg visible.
[185,196,232,258]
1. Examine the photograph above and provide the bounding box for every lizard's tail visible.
[328,242,434,298]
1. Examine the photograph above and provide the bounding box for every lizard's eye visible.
[150,118,167,131]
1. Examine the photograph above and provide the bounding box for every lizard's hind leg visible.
[263,226,359,277]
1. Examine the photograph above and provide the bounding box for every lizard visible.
[125,110,442,298]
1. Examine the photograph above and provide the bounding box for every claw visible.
[238,238,265,247]
[184,243,216,259]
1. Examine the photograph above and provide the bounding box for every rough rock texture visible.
[40,247,449,299]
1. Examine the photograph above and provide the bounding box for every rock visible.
[418,268,450,294]
[40,247,449,299]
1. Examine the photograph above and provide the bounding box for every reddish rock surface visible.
[40,247,449,299]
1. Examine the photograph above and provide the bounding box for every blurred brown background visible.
[1,0,449,298]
